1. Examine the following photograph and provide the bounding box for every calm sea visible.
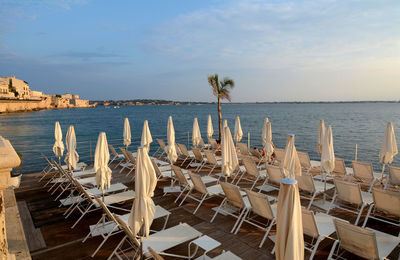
[1,103,399,174]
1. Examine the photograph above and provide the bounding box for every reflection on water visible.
[0,103,399,174]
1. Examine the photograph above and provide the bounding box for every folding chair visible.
[108,144,124,167]
[351,160,380,192]
[153,139,167,158]
[385,165,400,190]
[236,156,267,190]
[296,174,334,209]
[328,218,400,260]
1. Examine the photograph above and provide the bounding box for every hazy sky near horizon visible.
[0,0,399,102]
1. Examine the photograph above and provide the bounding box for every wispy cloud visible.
[50,51,121,61]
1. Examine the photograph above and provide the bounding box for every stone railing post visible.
[0,136,21,259]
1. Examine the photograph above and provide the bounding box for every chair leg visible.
[259,219,275,248]
[309,237,322,260]
[71,204,94,229]
[362,204,374,228]
[327,240,339,260]
[354,203,366,225]
[307,192,318,210]
[179,188,192,207]
[210,198,226,223]
[234,209,250,234]
[108,236,127,260]
[193,194,208,214]
[174,186,187,204]
[326,192,337,214]
[231,208,248,233]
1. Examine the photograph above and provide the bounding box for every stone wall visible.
[0,98,93,113]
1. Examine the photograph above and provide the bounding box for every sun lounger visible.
[351,160,380,192]
[109,216,202,260]
[119,148,136,175]
[362,188,400,233]
[302,208,335,260]
[189,147,206,169]
[328,218,400,259]
[203,150,223,175]
[84,197,170,257]
[327,179,373,225]
[180,172,223,214]
[257,164,282,193]
[237,142,250,157]
[211,182,252,233]
[235,189,277,248]
[385,165,400,190]
[153,139,167,158]
[296,174,334,209]
[177,143,195,167]
[236,157,267,190]
[108,144,124,166]
[209,138,220,152]
[272,148,285,166]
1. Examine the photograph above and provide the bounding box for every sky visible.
[0,0,399,102]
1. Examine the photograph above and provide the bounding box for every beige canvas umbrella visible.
[379,122,398,179]
[166,116,178,164]
[207,114,214,140]
[221,126,239,178]
[261,117,270,147]
[234,116,243,143]
[141,120,153,153]
[53,121,64,160]
[275,178,304,260]
[128,146,157,237]
[123,118,131,149]
[223,120,228,128]
[192,118,202,146]
[94,132,112,193]
[264,122,274,162]
[317,120,325,154]
[321,126,335,194]
[281,135,301,179]
[64,125,79,170]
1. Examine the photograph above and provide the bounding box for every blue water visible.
[1,103,399,174]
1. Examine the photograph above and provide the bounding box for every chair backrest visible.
[113,214,141,248]
[171,165,189,186]
[334,179,363,206]
[242,157,259,177]
[301,208,319,239]
[250,148,262,159]
[157,139,166,150]
[245,189,274,220]
[204,150,217,165]
[177,144,189,157]
[42,153,54,167]
[198,138,206,148]
[209,139,218,150]
[151,159,162,178]
[372,188,400,218]
[388,165,400,186]
[175,144,181,156]
[220,182,245,209]
[297,151,311,169]
[333,218,379,259]
[352,160,374,183]
[108,145,118,157]
[295,174,316,194]
[119,147,128,159]
[192,148,203,161]
[189,172,207,194]
[274,148,285,163]
[237,143,249,156]
[333,157,347,177]
[266,165,282,185]
[126,151,136,164]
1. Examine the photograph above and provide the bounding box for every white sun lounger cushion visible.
[142,223,202,255]
[59,183,128,206]
[93,190,135,207]
[213,251,242,260]
[367,227,400,259]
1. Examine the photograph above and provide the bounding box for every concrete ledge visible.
[4,189,31,260]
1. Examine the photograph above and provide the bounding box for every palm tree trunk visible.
[218,96,222,141]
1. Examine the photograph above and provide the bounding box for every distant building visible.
[0,78,14,98]
[0,76,31,99]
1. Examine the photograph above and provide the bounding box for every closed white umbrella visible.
[234,116,243,143]
[123,118,131,148]
[281,135,301,179]
[264,122,274,162]
[166,116,178,164]
[321,126,335,194]
[223,120,228,128]
[261,117,269,147]
[53,121,64,159]
[64,125,79,170]
[94,132,112,193]
[275,178,304,260]
[207,115,214,140]
[321,126,335,175]
[141,120,153,153]
[379,122,398,179]
[221,126,239,178]
[317,120,325,154]
[192,118,202,146]
[128,146,157,237]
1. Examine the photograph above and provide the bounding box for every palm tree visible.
[208,74,235,141]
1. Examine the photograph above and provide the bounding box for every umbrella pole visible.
[355,144,358,161]
[380,164,386,182]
